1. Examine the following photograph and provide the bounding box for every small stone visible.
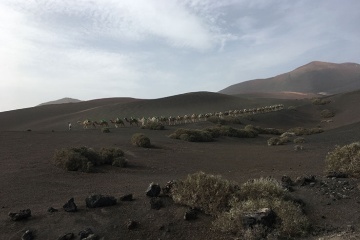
[146,183,161,197]
[150,197,163,210]
[127,220,139,230]
[58,233,75,240]
[79,228,94,239]
[184,208,198,221]
[120,194,133,201]
[48,207,59,213]
[63,198,77,212]
[8,209,31,221]
[22,230,34,240]
[85,194,117,208]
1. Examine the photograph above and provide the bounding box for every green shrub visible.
[171,172,239,215]
[141,122,165,130]
[169,128,214,142]
[101,127,110,133]
[99,147,125,165]
[131,133,151,147]
[321,109,335,118]
[294,137,306,144]
[54,146,127,172]
[53,146,100,172]
[325,142,360,178]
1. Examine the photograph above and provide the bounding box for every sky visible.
[1,0,360,112]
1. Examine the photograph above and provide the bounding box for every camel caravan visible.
[76,104,284,129]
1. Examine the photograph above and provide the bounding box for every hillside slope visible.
[220,61,360,95]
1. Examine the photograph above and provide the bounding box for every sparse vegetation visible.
[141,122,165,130]
[169,128,214,142]
[171,171,239,215]
[267,136,291,146]
[101,127,110,133]
[294,137,306,144]
[287,127,324,136]
[294,145,304,151]
[288,106,297,111]
[207,116,242,125]
[245,125,283,135]
[325,142,360,178]
[312,98,331,105]
[131,133,151,147]
[206,126,258,138]
[53,146,127,172]
[171,172,309,239]
[321,109,335,118]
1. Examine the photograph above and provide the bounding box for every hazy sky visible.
[1,0,359,112]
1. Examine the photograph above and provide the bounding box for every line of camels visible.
[76,104,284,129]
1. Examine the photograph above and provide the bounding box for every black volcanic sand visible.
[0,91,360,239]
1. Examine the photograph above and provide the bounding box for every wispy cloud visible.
[0,0,359,112]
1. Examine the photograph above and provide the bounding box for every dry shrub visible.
[287,127,323,136]
[207,116,242,125]
[131,133,151,147]
[312,98,330,105]
[321,109,335,118]
[169,128,213,142]
[206,126,258,138]
[245,125,283,135]
[141,122,165,130]
[112,157,128,167]
[287,106,297,111]
[267,137,290,146]
[325,142,360,178]
[294,145,304,151]
[294,137,306,144]
[214,178,309,238]
[171,172,239,215]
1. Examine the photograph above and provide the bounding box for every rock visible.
[48,207,59,213]
[58,233,74,240]
[281,175,294,191]
[150,197,163,210]
[127,220,139,230]
[184,208,198,221]
[63,198,77,212]
[22,230,34,240]
[326,171,348,178]
[8,209,31,221]
[85,194,117,208]
[82,234,98,240]
[146,182,161,197]
[162,180,176,196]
[79,228,94,239]
[295,175,316,186]
[242,208,277,229]
[120,194,133,201]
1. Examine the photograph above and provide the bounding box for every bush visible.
[54,146,127,172]
[101,127,110,133]
[325,142,360,178]
[205,126,258,138]
[131,133,151,147]
[267,137,290,146]
[99,147,125,165]
[213,178,309,238]
[245,125,283,135]
[141,122,165,130]
[294,145,304,151]
[112,157,128,167]
[288,106,297,111]
[207,116,242,125]
[294,137,306,144]
[320,109,335,118]
[53,147,100,172]
[287,127,323,136]
[171,172,239,215]
[312,98,330,105]
[169,128,213,142]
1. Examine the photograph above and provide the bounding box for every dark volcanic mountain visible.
[219,61,360,95]
[37,97,82,106]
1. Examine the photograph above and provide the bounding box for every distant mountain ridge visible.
[219,61,360,95]
[37,97,82,106]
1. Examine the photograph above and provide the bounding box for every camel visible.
[77,120,96,129]
[110,118,125,128]
[124,117,139,126]
[94,120,109,128]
